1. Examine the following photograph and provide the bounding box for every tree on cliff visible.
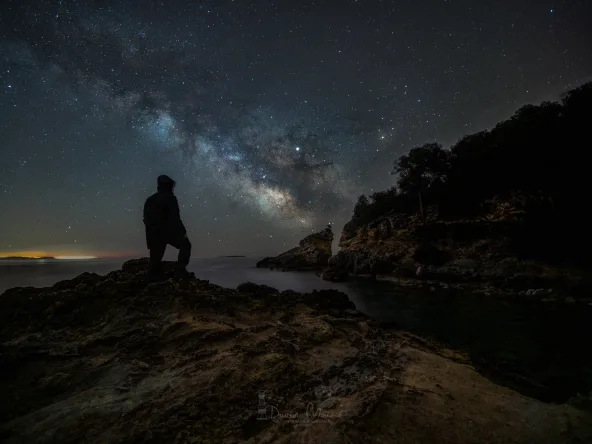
[392,143,450,223]
[353,195,369,218]
[344,189,404,235]
[344,81,592,263]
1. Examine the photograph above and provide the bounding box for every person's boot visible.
[174,267,192,279]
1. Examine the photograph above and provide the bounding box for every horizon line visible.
[0,254,259,260]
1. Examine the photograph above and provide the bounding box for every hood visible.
[157,175,176,192]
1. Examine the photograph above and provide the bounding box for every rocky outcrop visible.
[323,249,398,281]
[331,195,592,298]
[320,265,349,282]
[337,216,494,279]
[1,260,591,443]
[257,225,333,270]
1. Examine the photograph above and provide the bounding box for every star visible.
[0,0,589,259]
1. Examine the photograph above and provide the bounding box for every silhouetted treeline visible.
[345,82,592,263]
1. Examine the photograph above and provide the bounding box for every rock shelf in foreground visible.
[0,259,590,443]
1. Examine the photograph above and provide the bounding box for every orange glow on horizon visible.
[0,251,53,258]
[0,250,143,259]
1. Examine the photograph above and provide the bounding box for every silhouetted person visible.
[143,175,192,279]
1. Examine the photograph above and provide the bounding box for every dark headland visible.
[0,256,56,260]
[261,84,592,304]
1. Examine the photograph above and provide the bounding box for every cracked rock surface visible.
[0,259,590,443]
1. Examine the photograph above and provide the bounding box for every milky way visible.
[1,0,591,257]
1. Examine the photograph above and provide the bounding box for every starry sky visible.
[1,0,591,258]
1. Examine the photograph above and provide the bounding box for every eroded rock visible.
[257,225,333,270]
[1,261,591,443]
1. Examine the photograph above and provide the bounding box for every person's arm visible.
[143,199,148,226]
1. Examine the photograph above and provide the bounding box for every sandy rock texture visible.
[0,260,590,443]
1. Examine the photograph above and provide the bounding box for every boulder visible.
[327,254,340,267]
[321,266,349,282]
[257,225,333,270]
[121,257,151,273]
[237,282,279,296]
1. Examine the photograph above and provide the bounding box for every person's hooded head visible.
[157,175,176,193]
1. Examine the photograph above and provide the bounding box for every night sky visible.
[1,0,591,258]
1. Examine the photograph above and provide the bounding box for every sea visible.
[1,256,590,402]
[0,256,342,296]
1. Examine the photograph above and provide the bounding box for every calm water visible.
[1,256,591,401]
[0,257,351,295]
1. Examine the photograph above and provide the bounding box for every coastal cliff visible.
[325,193,592,303]
[256,225,333,270]
[2,259,590,443]
[323,83,592,296]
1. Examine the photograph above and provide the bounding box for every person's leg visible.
[168,235,192,271]
[148,243,166,276]
[177,236,192,270]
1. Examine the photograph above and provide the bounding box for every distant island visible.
[0,256,56,260]
[223,255,246,258]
